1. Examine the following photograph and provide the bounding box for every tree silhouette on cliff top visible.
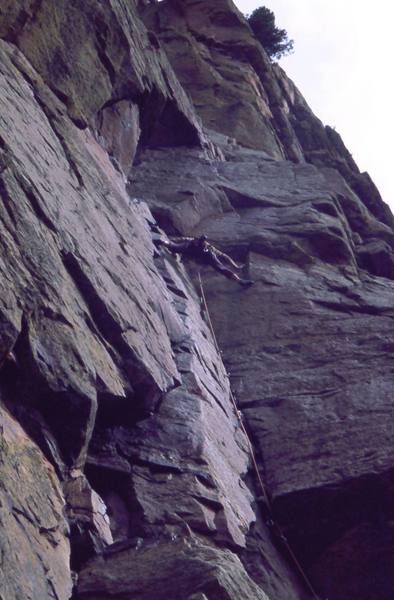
[247,6,294,60]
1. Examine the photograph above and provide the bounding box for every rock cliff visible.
[0,1,393,599]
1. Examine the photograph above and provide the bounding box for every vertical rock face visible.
[142,0,302,161]
[0,0,393,599]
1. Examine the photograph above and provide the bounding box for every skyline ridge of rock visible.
[0,1,393,598]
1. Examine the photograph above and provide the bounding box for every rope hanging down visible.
[197,272,322,600]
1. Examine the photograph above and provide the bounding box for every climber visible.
[156,235,254,286]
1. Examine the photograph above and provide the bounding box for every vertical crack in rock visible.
[17,175,58,233]
[0,175,19,232]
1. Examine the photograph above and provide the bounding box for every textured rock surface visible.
[6,0,211,170]
[78,539,270,600]
[142,0,303,161]
[273,64,394,230]
[130,134,394,598]
[1,0,394,598]
[0,404,72,599]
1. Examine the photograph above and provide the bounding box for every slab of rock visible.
[0,403,72,600]
[0,40,186,467]
[77,538,270,600]
[64,470,113,569]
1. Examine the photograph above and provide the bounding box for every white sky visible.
[234,0,394,210]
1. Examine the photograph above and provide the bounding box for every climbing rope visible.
[197,272,322,600]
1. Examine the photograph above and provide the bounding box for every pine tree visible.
[247,6,294,60]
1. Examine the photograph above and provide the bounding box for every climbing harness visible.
[197,272,323,600]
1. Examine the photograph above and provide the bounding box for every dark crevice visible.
[16,175,58,233]
[198,377,229,418]
[82,311,109,347]
[219,185,278,210]
[273,467,394,570]
[159,65,174,97]
[12,506,35,526]
[67,515,109,573]
[195,473,216,490]
[62,252,135,358]
[313,299,394,317]
[95,390,151,430]
[192,494,222,512]
[41,305,73,327]
[0,324,65,476]
[47,84,70,106]
[147,30,160,50]
[136,87,201,152]
[85,463,145,543]
[94,440,213,486]
[62,251,162,417]
[240,398,268,410]
[166,283,188,299]
[0,312,95,471]
[0,176,18,229]
[63,252,150,383]
[99,92,138,113]
[93,17,116,87]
